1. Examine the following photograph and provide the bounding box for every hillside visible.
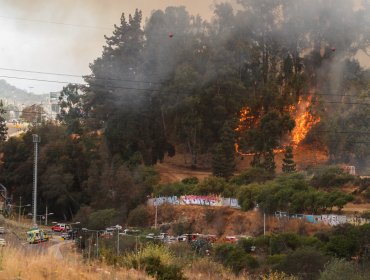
[149,205,329,238]
[0,79,48,105]
[156,144,328,184]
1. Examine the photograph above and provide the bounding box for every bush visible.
[319,259,370,280]
[310,166,355,189]
[127,205,151,227]
[181,177,199,185]
[214,244,259,274]
[231,167,275,185]
[193,176,237,196]
[142,256,186,280]
[276,247,330,280]
[325,235,358,259]
[267,254,287,266]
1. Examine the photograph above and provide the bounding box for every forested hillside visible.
[0,0,369,222]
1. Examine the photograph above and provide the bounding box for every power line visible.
[0,75,160,92]
[0,67,161,85]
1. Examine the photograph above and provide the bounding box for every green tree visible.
[0,100,7,142]
[212,122,236,179]
[282,146,296,173]
[57,84,85,134]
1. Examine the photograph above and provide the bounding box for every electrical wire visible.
[0,67,161,84]
[0,75,160,92]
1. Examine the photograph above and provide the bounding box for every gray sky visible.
[0,0,369,94]
[0,0,217,94]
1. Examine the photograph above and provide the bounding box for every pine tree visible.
[263,150,276,173]
[0,100,8,142]
[212,122,236,179]
[282,146,296,173]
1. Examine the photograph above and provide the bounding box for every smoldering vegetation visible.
[77,0,370,172]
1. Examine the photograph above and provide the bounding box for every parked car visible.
[51,223,70,232]
[0,227,5,234]
[0,238,6,247]
[121,228,141,235]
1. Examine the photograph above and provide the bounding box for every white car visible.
[0,227,5,234]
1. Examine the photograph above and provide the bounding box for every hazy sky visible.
[0,0,369,94]
[0,0,217,94]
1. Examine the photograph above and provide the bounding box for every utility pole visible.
[96,231,99,259]
[154,198,158,229]
[263,212,266,236]
[116,228,120,255]
[32,134,41,227]
[18,196,22,223]
[45,205,48,226]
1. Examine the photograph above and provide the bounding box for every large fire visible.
[235,96,320,155]
[291,96,321,145]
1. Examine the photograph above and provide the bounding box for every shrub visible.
[181,177,199,185]
[319,259,369,280]
[310,166,355,189]
[238,237,254,253]
[231,167,275,185]
[325,235,358,259]
[142,256,186,280]
[267,254,287,266]
[214,244,259,274]
[127,205,151,227]
[276,247,330,280]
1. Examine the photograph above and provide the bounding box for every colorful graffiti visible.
[148,196,241,209]
[274,212,370,227]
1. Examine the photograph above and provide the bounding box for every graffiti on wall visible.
[148,196,240,209]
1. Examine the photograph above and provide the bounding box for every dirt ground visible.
[156,144,328,184]
[149,205,329,238]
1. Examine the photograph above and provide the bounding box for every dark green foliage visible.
[154,176,238,197]
[142,256,186,280]
[231,167,275,185]
[276,247,330,280]
[87,208,118,229]
[127,205,150,228]
[0,100,7,142]
[282,146,296,173]
[214,243,259,274]
[57,84,85,134]
[212,122,236,179]
[310,166,356,189]
[245,111,295,171]
[237,173,353,213]
[181,177,199,185]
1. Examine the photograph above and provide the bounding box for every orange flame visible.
[291,96,320,145]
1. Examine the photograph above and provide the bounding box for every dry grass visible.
[184,258,298,280]
[0,246,151,280]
